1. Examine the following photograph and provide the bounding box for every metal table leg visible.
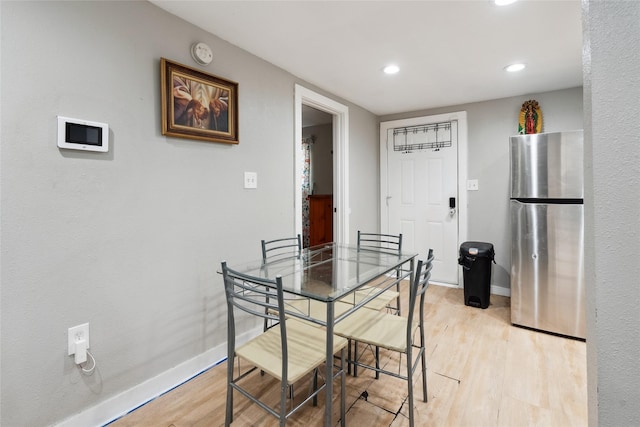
[325,301,335,427]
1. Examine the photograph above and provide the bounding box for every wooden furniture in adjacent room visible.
[308,194,333,246]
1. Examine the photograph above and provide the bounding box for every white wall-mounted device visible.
[191,42,213,65]
[57,116,109,152]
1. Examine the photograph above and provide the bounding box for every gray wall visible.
[381,87,584,290]
[3,1,636,426]
[583,1,640,426]
[0,2,378,425]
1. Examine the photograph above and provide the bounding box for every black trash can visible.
[458,242,495,309]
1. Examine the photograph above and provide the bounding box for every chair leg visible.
[340,347,346,427]
[225,360,234,426]
[347,339,352,375]
[395,270,402,315]
[312,368,318,406]
[420,325,428,402]
[353,341,359,377]
[375,346,380,380]
[262,300,268,377]
[264,292,271,332]
[421,349,428,402]
[406,352,415,427]
[280,381,287,427]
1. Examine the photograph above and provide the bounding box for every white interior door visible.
[381,112,468,285]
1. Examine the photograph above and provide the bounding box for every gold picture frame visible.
[161,58,238,144]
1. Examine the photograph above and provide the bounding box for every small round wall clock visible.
[518,99,543,134]
[190,42,213,66]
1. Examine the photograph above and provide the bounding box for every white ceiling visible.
[151,0,583,117]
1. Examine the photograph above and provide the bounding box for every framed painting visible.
[161,58,238,144]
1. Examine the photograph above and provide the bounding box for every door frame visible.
[380,111,468,286]
[294,84,350,244]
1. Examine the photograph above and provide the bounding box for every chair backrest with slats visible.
[406,250,434,345]
[357,231,403,255]
[221,261,289,378]
[261,235,302,263]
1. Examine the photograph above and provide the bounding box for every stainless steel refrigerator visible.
[509,130,585,339]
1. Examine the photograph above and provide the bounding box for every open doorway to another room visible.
[302,105,333,247]
[294,84,349,245]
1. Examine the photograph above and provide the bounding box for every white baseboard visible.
[53,280,511,427]
[491,285,511,297]
[54,327,260,427]
[431,281,511,297]
[430,281,459,288]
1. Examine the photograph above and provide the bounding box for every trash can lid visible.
[460,241,495,258]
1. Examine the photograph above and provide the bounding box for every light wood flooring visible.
[110,285,587,426]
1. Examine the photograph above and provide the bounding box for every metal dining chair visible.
[221,261,348,426]
[334,231,405,376]
[261,234,302,263]
[333,252,434,427]
[261,235,353,330]
[355,231,404,314]
[260,235,303,333]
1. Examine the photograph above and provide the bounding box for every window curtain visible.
[301,137,314,247]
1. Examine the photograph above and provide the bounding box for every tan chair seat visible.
[237,319,348,384]
[334,306,418,353]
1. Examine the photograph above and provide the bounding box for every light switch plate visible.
[244,172,257,189]
[467,179,479,191]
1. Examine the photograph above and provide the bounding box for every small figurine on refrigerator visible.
[518,99,543,134]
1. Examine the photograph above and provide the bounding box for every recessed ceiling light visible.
[505,63,526,72]
[383,64,400,75]
[495,0,517,5]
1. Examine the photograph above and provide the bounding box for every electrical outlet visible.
[68,323,90,355]
[244,171,258,189]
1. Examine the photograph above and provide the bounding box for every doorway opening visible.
[301,105,334,247]
[294,85,349,244]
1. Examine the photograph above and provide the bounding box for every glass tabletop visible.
[224,243,417,302]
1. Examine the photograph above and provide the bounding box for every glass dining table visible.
[224,242,417,426]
